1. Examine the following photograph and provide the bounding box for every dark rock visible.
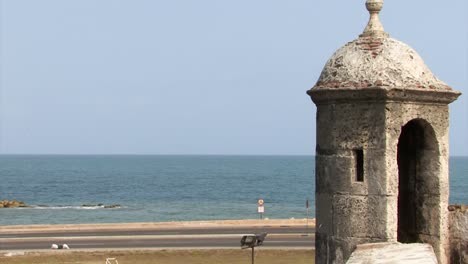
[104,204,121,209]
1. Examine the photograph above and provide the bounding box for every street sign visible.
[306,198,310,235]
[257,199,264,206]
[257,206,264,213]
[257,199,265,219]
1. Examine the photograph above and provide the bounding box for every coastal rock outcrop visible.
[104,204,121,209]
[0,200,28,208]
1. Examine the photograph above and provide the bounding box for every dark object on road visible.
[240,233,267,249]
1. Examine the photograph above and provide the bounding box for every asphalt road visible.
[0,226,312,238]
[0,226,315,250]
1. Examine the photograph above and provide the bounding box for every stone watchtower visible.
[307,1,461,263]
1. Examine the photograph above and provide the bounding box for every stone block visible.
[385,195,398,240]
[449,205,468,240]
[363,148,390,195]
[316,235,388,264]
[316,193,334,235]
[316,153,368,195]
[333,194,390,239]
[417,150,444,195]
[449,240,468,264]
[449,205,468,264]
[417,195,443,236]
[315,233,333,264]
[346,242,438,264]
[316,102,387,151]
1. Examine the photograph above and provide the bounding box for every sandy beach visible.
[0,218,315,233]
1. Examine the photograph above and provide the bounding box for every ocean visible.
[0,155,466,226]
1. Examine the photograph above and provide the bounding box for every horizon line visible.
[0,153,315,157]
[0,153,467,158]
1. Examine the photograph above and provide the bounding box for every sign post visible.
[306,198,309,235]
[257,199,264,220]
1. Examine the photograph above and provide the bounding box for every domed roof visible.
[312,0,452,91]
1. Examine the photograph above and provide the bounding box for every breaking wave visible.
[19,205,122,210]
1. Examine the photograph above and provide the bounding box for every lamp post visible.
[240,233,267,264]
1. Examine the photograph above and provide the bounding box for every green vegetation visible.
[1,249,314,264]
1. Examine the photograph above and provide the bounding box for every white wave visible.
[21,205,122,210]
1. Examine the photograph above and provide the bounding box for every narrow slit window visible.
[355,149,364,182]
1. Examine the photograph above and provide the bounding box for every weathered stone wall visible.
[385,101,451,264]
[449,205,468,264]
[314,99,394,264]
[311,90,453,264]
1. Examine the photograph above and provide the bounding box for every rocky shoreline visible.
[0,200,28,208]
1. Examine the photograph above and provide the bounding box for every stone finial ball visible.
[366,0,383,13]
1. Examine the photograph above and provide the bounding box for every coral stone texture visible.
[448,205,468,264]
[314,37,451,91]
[307,0,461,264]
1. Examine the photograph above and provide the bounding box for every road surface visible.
[0,226,315,251]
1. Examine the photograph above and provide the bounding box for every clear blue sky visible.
[0,1,467,155]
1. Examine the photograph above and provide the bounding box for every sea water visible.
[0,155,466,226]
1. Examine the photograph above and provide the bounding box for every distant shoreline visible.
[1,154,467,157]
[0,154,316,158]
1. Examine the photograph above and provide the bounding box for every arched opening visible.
[397,119,439,243]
